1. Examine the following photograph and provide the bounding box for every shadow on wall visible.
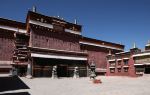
[0,92,30,95]
[0,76,30,92]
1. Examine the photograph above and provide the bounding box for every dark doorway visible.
[18,66,27,77]
[57,65,68,77]
[0,68,10,74]
[145,66,150,74]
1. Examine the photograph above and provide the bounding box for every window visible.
[124,67,128,72]
[117,68,121,72]
[118,61,121,65]
[110,68,115,73]
[110,62,115,66]
[124,60,128,65]
[135,67,144,74]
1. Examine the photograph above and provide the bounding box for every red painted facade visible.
[106,48,142,77]
[0,10,124,77]
[80,37,124,75]
[0,18,26,73]
[0,29,14,61]
[29,25,80,52]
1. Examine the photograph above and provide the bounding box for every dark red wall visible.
[29,26,81,52]
[106,56,136,77]
[0,29,15,61]
[81,45,108,69]
[128,57,136,77]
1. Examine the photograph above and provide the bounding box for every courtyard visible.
[1,75,150,95]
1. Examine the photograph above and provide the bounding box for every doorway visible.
[145,66,150,74]
[57,65,68,77]
[18,66,27,77]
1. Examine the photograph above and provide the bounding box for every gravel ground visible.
[1,75,150,95]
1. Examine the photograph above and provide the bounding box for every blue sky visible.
[0,0,150,50]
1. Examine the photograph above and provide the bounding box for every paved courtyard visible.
[1,75,150,95]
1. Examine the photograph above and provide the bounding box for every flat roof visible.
[80,36,124,51]
[0,17,26,29]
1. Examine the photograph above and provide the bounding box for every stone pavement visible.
[1,76,150,95]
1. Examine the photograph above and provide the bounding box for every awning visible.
[134,64,144,66]
[0,61,12,64]
[133,53,150,57]
[0,25,26,33]
[134,63,150,66]
[95,68,106,72]
[31,53,87,61]
[144,63,150,65]
[12,62,28,65]
[0,64,12,69]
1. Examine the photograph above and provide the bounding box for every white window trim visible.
[117,59,122,61]
[123,58,129,60]
[109,67,115,69]
[108,59,116,62]
[123,65,129,68]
